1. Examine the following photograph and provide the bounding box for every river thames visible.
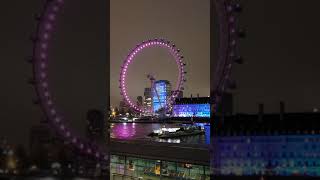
[110,123,210,145]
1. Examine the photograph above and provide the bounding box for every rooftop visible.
[175,97,210,104]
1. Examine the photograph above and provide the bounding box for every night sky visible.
[1,0,320,146]
[0,0,107,146]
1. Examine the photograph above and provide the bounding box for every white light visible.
[55,117,60,122]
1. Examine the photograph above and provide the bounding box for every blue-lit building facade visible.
[212,113,320,177]
[213,135,320,176]
[153,80,171,113]
[172,97,210,118]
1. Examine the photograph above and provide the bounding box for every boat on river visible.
[148,125,205,139]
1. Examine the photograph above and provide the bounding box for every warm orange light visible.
[7,157,16,169]
[155,164,161,175]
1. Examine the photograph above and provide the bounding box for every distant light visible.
[313,108,319,112]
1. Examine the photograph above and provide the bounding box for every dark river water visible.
[110,123,210,145]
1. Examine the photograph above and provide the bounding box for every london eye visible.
[119,39,186,116]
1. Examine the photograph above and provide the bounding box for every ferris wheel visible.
[119,38,186,115]
[28,0,243,163]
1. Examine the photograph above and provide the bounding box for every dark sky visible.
[1,0,320,146]
[234,0,320,113]
[0,0,107,147]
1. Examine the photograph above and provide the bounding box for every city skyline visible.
[1,0,320,147]
[0,0,320,179]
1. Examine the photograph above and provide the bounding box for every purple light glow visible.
[53,6,59,12]
[48,14,55,20]
[119,39,185,113]
[40,73,46,78]
[229,16,235,23]
[42,82,48,87]
[41,43,48,49]
[44,91,50,97]
[40,62,47,69]
[45,23,52,30]
[55,117,60,122]
[47,100,52,105]
[43,33,49,39]
[51,109,56,115]
[40,53,47,59]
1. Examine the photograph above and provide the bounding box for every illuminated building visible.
[173,97,210,118]
[110,155,210,179]
[143,88,152,112]
[153,80,171,113]
[212,111,320,177]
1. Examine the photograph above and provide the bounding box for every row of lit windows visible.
[219,160,320,168]
[172,104,210,117]
[220,151,320,158]
[216,136,320,143]
[218,168,320,177]
[219,144,320,150]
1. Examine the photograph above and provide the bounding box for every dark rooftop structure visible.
[174,97,210,105]
[213,112,320,136]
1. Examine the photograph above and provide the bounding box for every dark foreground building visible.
[110,140,210,179]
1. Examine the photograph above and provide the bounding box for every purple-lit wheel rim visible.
[30,0,107,161]
[119,39,185,113]
[210,0,243,175]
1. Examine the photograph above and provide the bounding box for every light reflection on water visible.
[110,123,210,144]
